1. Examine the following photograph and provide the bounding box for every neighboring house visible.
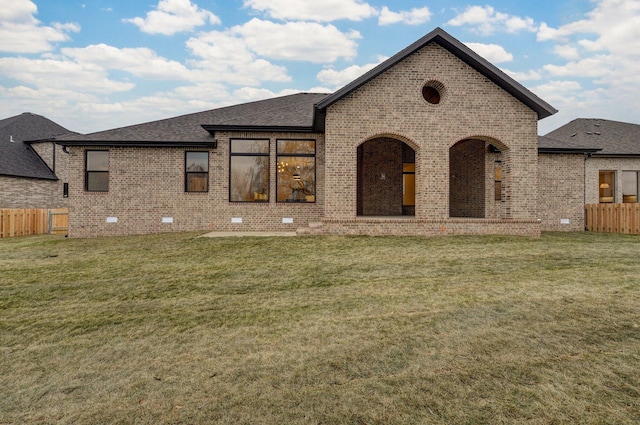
[57,27,561,238]
[0,113,74,209]
[545,119,640,206]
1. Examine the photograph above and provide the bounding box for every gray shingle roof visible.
[0,113,73,180]
[56,93,330,145]
[544,119,640,156]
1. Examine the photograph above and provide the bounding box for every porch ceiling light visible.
[599,183,609,189]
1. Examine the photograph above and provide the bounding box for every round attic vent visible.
[422,80,446,105]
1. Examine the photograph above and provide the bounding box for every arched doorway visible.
[449,138,507,218]
[357,137,415,216]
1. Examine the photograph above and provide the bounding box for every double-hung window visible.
[85,150,109,192]
[185,151,209,192]
[230,139,270,202]
[276,140,315,203]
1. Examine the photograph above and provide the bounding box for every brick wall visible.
[537,153,585,231]
[357,138,403,216]
[323,42,539,235]
[0,176,63,209]
[450,139,485,218]
[66,132,325,237]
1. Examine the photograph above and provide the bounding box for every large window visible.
[230,139,269,202]
[85,150,109,192]
[185,151,209,192]
[622,171,638,203]
[276,140,315,203]
[599,171,615,203]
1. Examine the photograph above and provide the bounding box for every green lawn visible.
[1,232,639,424]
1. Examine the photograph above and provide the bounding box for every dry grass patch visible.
[1,232,639,424]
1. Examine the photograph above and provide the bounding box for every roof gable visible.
[0,113,72,180]
[316,27,557,120]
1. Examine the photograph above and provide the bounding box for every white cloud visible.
[543,55,615,79]
[125,0,220,35]
[232,87,283,103]
[553,45,580,60]
[448,5,536,36]
[504,16,536,33]
[243,0,376,22]
[536,22,567,42]
[187,19,359,80]
[464,42,513,63]
[316,58,384,88]
[212,18,361,64]
[60,44,191,80]
[0,0,38,22]
[186,30,292,85]
[378,6,431,26]
[173,83,229,101]
[502,69,542,81]
[0,57,135,93]
[0,0,79,53]
[531,80,585,112]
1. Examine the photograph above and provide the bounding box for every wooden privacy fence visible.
[0,208,68,238]
[585,203,640,235]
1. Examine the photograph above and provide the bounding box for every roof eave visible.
[201,124,316,135]
[0,172,58,181]
[56,140,218,148]
[538,148,602,154]
[592,153,640,158]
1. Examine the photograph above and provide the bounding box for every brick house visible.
[0,113,73,209]
[56,27,568,238]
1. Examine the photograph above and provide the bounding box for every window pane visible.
[87,151,109,171]
[277,157,315,202]
[402,163,415,206]
[87,172,109,191]
[231,139,269,154]
[186,173,208,192]
[599,171,615,203]
[403,173,415,206]
[230,156,269,201]
[494,181,502,201]
[277,140,315,155]
[186,152,208,172]
[622,171,638,203]
[495,164,503,201]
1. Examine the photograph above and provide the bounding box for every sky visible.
[1,0,639,135]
